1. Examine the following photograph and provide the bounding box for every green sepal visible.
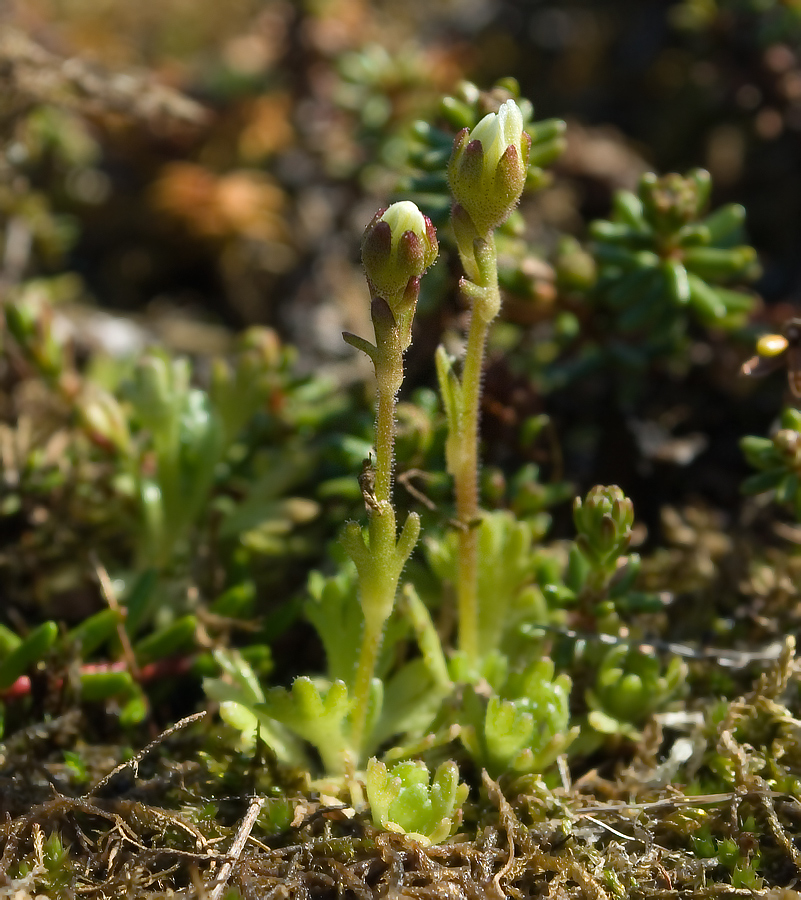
[527,134,565,170]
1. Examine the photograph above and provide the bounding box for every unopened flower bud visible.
[448,99,531,237]
[78,386,130,453]
[775,428,801,466]
[574,485,633,567]
[361,201,438,350]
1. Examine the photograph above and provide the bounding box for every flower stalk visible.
[342,202,437,762]
[439,99,530,675]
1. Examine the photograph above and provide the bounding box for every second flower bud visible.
[361,201,438,350]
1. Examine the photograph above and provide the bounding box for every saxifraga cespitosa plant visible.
[437,97,532,680]
[340,201,438,770]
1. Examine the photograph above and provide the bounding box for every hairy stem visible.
[451,234,500,671]
[349,356,401,758]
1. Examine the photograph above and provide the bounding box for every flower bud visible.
[573,485,634,568]
[774,428,801,467]
[448,99,531,237]
[78,386,131,453]
[361,201,438,350]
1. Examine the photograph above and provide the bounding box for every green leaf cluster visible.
[425,510,550,666]
[590,169,759,339]
[459,659,576,776]
[741,407,801,518]
[365,757,468,845]
[585,644,687,740]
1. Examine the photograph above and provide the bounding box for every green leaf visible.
[740,436,778,469]
[260,677,352,774]
[662,258,690,305]
[683,245,759,281]
[775,472,799,504]
[79,670,136,702]
[134,615,197,664]
[687,273,726,321]
[0,621,58,691]
[205,649,305,763]
[68,609,120,658]
[700,203,746,246]
[611,190,648,231]
[119,688,149,725]
[0,624,22,657]
[741,469,785,495]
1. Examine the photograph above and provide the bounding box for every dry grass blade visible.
[207,795,265,900]
[88,710,207,796]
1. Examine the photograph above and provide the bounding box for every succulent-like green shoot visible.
[585,644,687,740]
[573,485,634,573]
[742,407,801,518]
[459,659,576,776]
[366,758,468,845]
[590,169,759,335]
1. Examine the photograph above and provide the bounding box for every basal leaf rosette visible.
[366,758,468,845]
[361,201,438,350]
[448,98,532,238]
